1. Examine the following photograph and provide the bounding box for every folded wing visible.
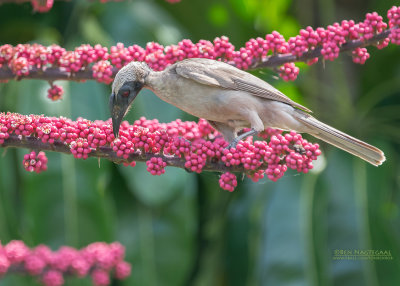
[174,58,311,113]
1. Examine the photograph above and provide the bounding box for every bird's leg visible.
[227,111,264,149]
[227,128,259,149]
[207,120,237,142]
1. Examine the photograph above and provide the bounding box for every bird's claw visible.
[226,140,238,150]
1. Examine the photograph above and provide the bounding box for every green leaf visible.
[118,163,195,207]
[322,151,367,286]
[257,173,309,285]
[208,3,229,28]
[80,14,114,46]
[110,171,197,286]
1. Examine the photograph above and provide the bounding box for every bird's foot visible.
[225,128,259,150]
[226,139,238,150]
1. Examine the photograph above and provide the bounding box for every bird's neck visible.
[144,69,176,102]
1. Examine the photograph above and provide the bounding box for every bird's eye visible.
[121,90,130,97]
[135,82,143,89]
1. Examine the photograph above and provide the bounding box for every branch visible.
[0,28,391,81]
[2,133,242,173]
[251,27,393,69]
[0,113,321,190]
[0,66,112,82]
[0,10,398,83]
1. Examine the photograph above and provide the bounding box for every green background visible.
[0,0,399,285]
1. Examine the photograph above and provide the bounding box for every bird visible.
[109,58,385,166]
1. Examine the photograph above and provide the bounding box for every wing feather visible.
[174,58,311,113]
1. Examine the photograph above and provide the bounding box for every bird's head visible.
[109,61,150,138]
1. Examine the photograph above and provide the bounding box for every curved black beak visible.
[110,93,124,138]
[109,88,139,138]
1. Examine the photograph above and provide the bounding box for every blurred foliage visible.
[0,0,400,285]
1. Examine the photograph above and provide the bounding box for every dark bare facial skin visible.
[110,81,143,137]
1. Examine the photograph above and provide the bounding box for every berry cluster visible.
[388,6,400,44]
[0,240,131,286]
[92,60,114,84]
[47,84,64,101]
[31,0,54,13]
[146,157,167,175]
[23,151,48,173]
[0,7,398,86]
[0,124,9,144]
[219,172,237,192]
[70,138,91,159]
[352,47,370,64]
[279,62,300,82]
[0,112,321,192]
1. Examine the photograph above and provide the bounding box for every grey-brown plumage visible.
[110,58,385,166]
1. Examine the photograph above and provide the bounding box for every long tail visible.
[293,111,386,166]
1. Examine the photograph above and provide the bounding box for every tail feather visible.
[294,112,386,166]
